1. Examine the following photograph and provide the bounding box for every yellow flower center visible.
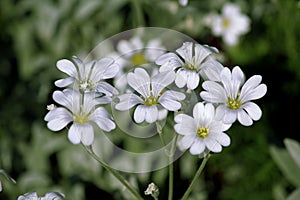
[73,115,88,124]
[197,127,209,138]
[184,63,197,71]
[144,95,158,106]
[227,98,241,110]
[222,18,231,28]
[131,53,147,66]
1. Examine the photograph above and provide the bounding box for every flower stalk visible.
[83,145,143,200]
[181,154,211,200]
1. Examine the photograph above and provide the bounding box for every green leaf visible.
[270,146,300,187]
[287,188,300,200]
[284,138,300,167]
[0,169,16,184]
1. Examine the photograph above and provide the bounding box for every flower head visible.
[200,66,267,126]
[55,56,119,96]
[156,42,223,90]
[111,36,166,90]
[115,68,185,123]
[144,182,159,197]
[44,89,116,145]
[175,102,231,155]
[207,3,250,46]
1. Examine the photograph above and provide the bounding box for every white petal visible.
[176,42,193,63]
[189,139,205,155]
[200,58,224,81]
[94,58,119,80]
[193,102,205,124]
[174,123,196,136]
[115,93,143,110]
[214,132,231,147]
[54,77,75,87]
[193,44,211,65]
[96,82,119,96]
[134,105,147,123]
[56,59,77,77]
[90,107,116,131]
[46,111,72,131]
[178,135,195,150]
[68,124,81,144]
[204,137,222,152]
[175,69,188,88]
[158,109,168,120]
[186,71,200,90]
[237,109,253,126]
[151,71,175,96]
[145,106,159,123]
[201,81,227,103]
[243,102,262,121]
[174,113,194,124]
[232,66,245,84]
[215,105,226,121]
[159,90,185,111]
[80,123,94,146]
[52,90,73,110]
[156,53,182,71]
[240,83,267,102]
[223,109,237,124]
[127,68,151,97]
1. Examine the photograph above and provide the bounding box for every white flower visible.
[179,0,188,7]
[156,42,223,90]
[209,3,250,46]
[115,68,185,123]
[55,56,119,96]
[44,89,116,145]
[175,102,231,155]
[200,66,267,126]
[111,36,166,90]
[18,192,39,200]
[144,182,159,196]
[18,192,64,200]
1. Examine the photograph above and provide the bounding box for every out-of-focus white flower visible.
[55,56,119,96]
[110,36,166,90]
[115,68,185,123]
[206,3,250,46]
[200,66,267,126]
[0,181,2,192]
[46,104,56,111]
[44,89,116,145]
[156,42,223,90]
[179,0,188,7]
[175,102,231,155]
[18,191,64,200]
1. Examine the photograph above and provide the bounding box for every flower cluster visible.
[45,56,118,146]
[46,37,266,156]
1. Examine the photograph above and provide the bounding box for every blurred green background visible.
[0,0,300,199]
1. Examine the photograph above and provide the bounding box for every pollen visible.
[131,53,147,66]
[227,98,241,110]
[197,127,209,138]
[184,63,197,71]
[73,115,88,124]
[222,17,230,28]
[144,95,158,106]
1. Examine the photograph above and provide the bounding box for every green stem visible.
[83,145,143,200]
[168,134,177,200]
[131,0,145,27]
[181,154,211,200]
